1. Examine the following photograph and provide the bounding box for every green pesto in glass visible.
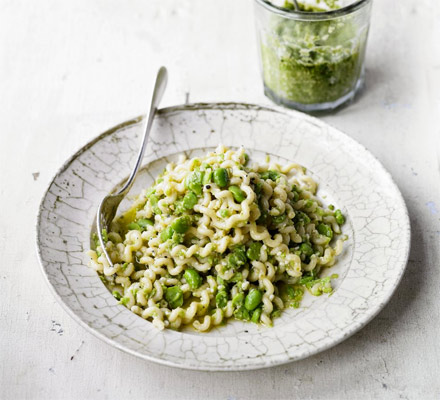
[258,1,370,109]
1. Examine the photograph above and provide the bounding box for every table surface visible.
[1,0,439,399]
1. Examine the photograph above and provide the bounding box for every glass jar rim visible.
[254,0,372,19]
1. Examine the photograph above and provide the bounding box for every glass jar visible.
[254,0,373,112]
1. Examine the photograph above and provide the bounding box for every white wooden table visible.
[1,0,439,398]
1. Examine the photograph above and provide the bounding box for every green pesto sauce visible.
[281,0,340,12]
[261,6,365,105]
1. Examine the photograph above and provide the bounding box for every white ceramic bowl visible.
[36,103,410,371]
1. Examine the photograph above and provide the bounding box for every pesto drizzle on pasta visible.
[87,145,346,331]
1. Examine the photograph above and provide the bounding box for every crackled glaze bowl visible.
[36,103,410,370]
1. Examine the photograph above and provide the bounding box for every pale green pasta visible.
[87,145,346,331]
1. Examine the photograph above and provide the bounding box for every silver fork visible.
[96,66,168,269]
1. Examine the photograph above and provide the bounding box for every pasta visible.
[87,145,346,331]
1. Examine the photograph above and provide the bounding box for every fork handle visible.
[118,66,168,195]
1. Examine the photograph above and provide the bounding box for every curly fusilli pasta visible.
[87,145,346,331]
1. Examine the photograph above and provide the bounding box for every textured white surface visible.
[0,0,439,398]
